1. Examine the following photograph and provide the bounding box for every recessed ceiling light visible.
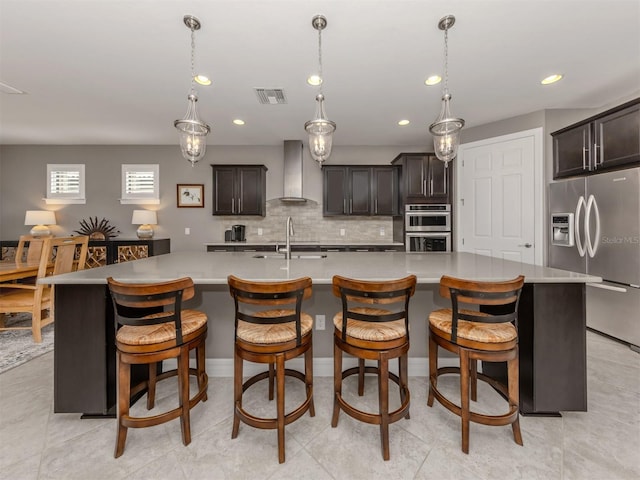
[541,74,563,85]
[398,119,410,126]
[194,75,212,86]
[307,75,322,86]
[233,119,245,126]
[425,75,442,86]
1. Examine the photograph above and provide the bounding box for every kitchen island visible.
[43,251,599,417]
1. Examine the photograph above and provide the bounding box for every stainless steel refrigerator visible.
[549,167,640,349]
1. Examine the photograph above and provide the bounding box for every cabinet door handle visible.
[518,243,532,248]
[374,198,378,214]
[343,199,347,214]
[238,197,242,212]
[349,198,353,213]
[430,178,434,196]
[231,198,235,213]
[582,130,589,171]
[423,179,427,196]
[594,143,601,167]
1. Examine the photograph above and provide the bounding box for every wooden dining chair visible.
[427,275,525,454]
[0,235,89,342]
[15,234,54,264]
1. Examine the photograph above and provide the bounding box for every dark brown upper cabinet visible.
[211,165,267,216]
[322,165,399,216]
[552,98,639,179]
[391,153,451,204]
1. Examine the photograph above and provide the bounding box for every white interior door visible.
[456,128,543,265]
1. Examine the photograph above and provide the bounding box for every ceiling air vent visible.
[254,88,287,105]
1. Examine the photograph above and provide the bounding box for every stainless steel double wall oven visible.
[404,204,451,252]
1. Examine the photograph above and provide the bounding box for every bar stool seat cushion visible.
[333,307,406,342]
[116,309,207,346]
[429,308,517,344]
[238,309,313,344]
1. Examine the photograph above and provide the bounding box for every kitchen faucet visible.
[279,216,294,259]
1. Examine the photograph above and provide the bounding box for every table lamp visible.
[24,210,56,236]
[131,210,157,239]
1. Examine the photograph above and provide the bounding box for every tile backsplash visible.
[218,199,395,243]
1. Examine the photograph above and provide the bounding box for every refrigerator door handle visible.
[585,194,601,258]
[575,195,587,257]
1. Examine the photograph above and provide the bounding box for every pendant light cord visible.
[190,27,196,95]
[318,27,323,95]
[443,26,449,95]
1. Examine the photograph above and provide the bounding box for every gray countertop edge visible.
[42,251,602,285]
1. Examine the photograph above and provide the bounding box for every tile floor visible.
[1,331,638,480]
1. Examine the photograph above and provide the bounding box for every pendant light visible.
[174,15,211,167]
[429,15,465,164]
[304,15,336,166]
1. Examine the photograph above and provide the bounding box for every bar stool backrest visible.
[438,275,525,343]
[332,275,417,342]
[107,276,195,345]
[227,275,313,346]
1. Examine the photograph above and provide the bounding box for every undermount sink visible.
[252,254,327,260]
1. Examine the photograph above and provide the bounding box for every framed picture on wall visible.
[177,184,204,208]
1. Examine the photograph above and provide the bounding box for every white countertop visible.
[42,251,601,285]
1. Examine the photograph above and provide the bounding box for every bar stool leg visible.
[276,353,286,464]
[147,362,157,409]
[470,359,478,402]
[232,349,243,439]
[305,341,315,417]
[358,358,365,396]
[399,353,410,419]
[378,356,390,461]
[197,343,208,402]
[460,349,470,454]
[508,351,523,446]
[178,348,191,446]
[268,363,275,401]
[427,333,437,407]
[332,342,342,427]
[115,353,130,458]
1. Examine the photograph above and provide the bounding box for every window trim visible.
[44,164,86,204]
[120,164,160,205]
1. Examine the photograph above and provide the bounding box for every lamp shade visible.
[24,210,56,237]
[131,210,157,225]
[24,210,56,226]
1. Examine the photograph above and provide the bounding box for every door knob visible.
[518,243,532,248]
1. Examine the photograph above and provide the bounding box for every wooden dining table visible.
[0,261,41,282]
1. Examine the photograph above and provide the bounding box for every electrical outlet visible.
[379,227,385,236]
[315,315,326,330]
[184,227,190,235]
[258,228,263,236]
[340,228,346,236]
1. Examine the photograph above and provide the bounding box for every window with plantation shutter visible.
[45,164,86,204]
[120,164,160,204]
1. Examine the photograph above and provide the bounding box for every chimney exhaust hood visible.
[280,140,308,203]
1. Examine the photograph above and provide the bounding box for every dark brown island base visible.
[41,251,599,418]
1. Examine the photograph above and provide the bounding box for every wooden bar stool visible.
[427,275,525,453]
[228,275,314,464]
[331,274,417,461]
[107,277,208,458]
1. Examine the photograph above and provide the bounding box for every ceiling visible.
[1,0,639,147]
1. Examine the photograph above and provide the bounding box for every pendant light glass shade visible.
[429,15,464,164]
[305,15,336,166]
[429,92,464,163]
[175,94,210,166]
[305,93,336,165]
[174,15,210,167]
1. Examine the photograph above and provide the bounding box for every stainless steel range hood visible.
[280,140,307,202]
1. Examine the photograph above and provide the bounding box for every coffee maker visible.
[231,224,246,242]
